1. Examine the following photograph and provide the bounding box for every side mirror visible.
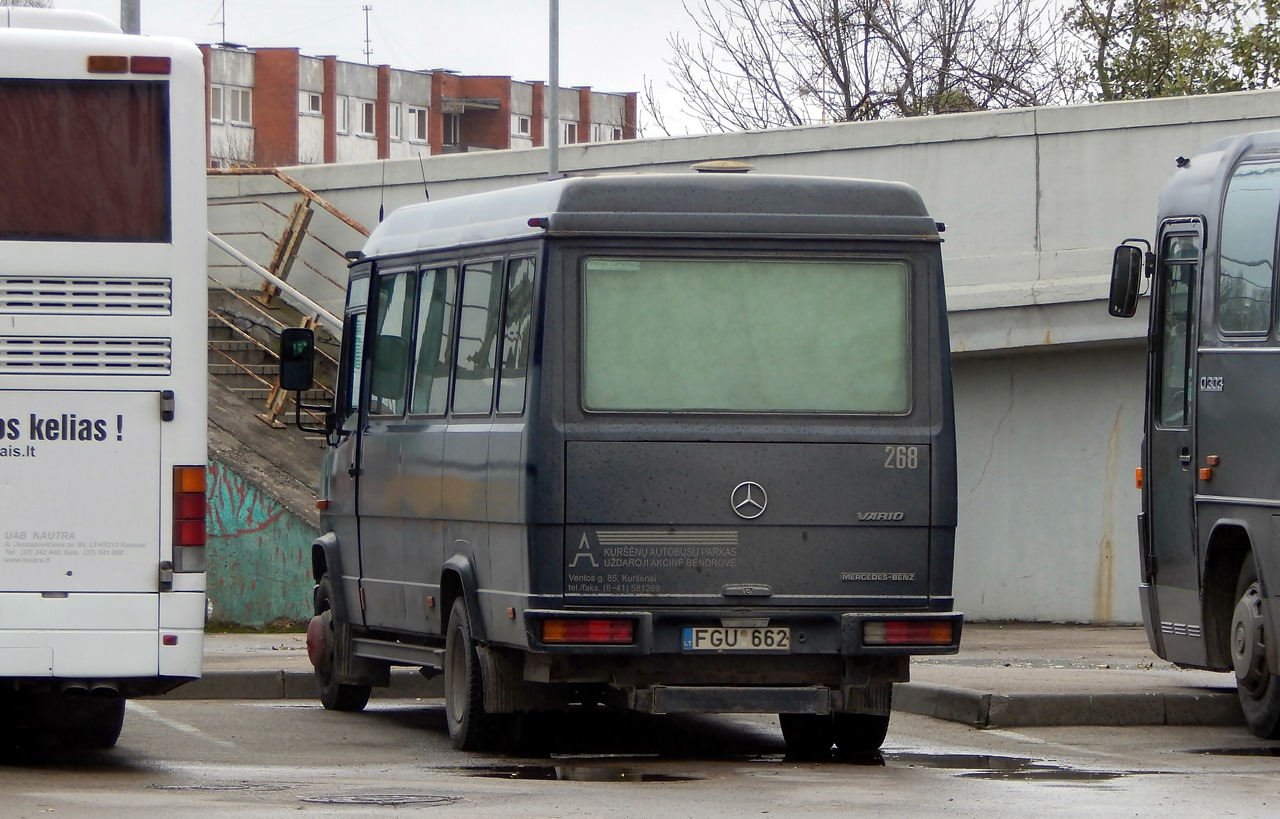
[1108,245,1145,318]
[279,327,316,391]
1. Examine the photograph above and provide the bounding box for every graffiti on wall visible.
[206,459,317,626]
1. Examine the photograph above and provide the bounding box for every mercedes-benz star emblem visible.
[731,481,768,520]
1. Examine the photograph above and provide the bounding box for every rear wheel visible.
[778,713,834,758]
[311,575,371,712]
[1232,558,1280,739]
[444,597,519,751]
[58,696,126,749]
[833,711,890,756]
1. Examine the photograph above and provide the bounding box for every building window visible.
[512,114,530,135]
[227,87,251,125]
[360,100,376,136]
[611,126,623,141]
[563,121,577,144]
[302,92,321,114]
[407,106,427,141]
[444,113,461,146]
[210,85,224,122]
[390,103,402,140]
[337,96,349,133]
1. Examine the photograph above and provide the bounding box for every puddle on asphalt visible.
[885,752,1127,782]
[1192,746,1280,758]
[462,765,698,783]
[458,753,1125,784]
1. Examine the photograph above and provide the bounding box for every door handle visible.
[1178,448,1192,466]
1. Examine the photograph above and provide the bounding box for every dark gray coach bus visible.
[1110,131,1280,740]
[282,171,962,755]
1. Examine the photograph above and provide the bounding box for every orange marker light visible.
[87,55,128,73]
[1199,467,1214,482]
[1135,467,1143,490]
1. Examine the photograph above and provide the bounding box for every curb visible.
[894,682,1245,728]
[155,671,1246,730]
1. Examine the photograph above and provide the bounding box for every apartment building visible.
[201,44,638,168]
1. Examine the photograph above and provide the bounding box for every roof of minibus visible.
[362,173,940,260]
[1159,130,1280,219]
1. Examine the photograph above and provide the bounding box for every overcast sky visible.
[52,0,706,134]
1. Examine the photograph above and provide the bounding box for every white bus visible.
[0,9,208,748]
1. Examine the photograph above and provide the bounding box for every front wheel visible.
[310,576,371,712]
[1231,558,1280,739]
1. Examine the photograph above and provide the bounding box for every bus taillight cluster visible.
[172,465,206,570]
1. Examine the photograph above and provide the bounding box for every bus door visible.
[1143,224,1202,661]
[327,276,369,626]
[353,268,418,630]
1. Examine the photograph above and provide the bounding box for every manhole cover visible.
[300,793,457,806]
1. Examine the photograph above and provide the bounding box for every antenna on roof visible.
[362,5,373,65]
[417,152,430,202]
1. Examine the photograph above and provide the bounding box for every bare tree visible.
[0,1,55,7]
[657,0,1079,131]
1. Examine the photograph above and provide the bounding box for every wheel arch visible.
[311,532,344,613]
[441,555,487,643]
[1203,520,1252,670]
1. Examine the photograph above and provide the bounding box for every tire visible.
[1232,558,1280,739]
[444,597,519,751]
[833,711,891,756]
[28,694,125,750]
[59,696,126,749]
[313,575,372,712]
[778,713,834,758]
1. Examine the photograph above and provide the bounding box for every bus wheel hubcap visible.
[1233,582,1268,696]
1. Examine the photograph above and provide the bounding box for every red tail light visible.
[863,620,956,647]
[542,618,634,645]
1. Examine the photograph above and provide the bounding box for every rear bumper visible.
[523,608,963,656]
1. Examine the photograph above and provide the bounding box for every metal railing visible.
[206,167,368,427]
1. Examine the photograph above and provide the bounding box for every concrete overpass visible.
[208,88,1280,623]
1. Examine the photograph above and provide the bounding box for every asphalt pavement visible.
[169,623,1245,730]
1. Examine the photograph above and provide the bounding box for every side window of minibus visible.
[410,265,457,415]
[368,271,417,416]
[338,275,370,426]
[453,260,504,414]
[497,257,535,414]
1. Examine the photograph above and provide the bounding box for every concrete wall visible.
[208,88,1280,623]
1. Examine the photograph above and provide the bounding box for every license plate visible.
[682,627,790,651]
